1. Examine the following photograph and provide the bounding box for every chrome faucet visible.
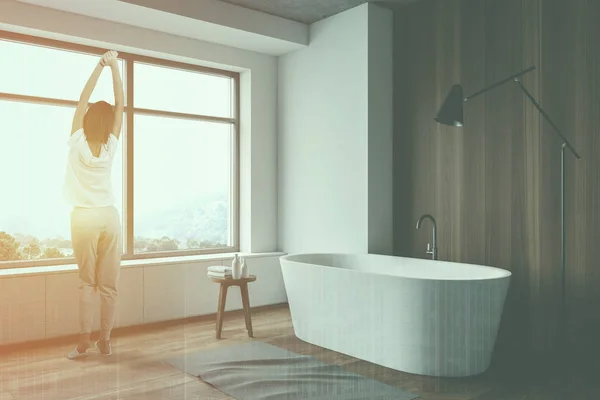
[416,214,437,260]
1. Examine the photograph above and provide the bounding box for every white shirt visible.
[63,129,118,208]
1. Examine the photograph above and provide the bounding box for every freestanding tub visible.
[279,253,511,378]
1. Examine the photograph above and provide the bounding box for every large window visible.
[133,116,233,253]
[0,31,239,268]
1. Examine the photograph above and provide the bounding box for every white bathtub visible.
[279,253,511,377]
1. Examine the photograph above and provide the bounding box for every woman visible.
[65,50,124,359]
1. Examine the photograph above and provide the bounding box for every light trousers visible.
[71,206,121,340]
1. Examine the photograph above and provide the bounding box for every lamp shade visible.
[434,84,464,127]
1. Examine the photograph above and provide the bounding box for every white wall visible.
[0,0,278,253]
[278,3,394,254]
[0,254,286,345]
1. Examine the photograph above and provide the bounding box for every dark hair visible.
[83,101,114,144]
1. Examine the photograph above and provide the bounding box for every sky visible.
[0,38,233,243]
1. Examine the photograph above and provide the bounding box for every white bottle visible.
[232,254,241,279]
[240,258,249,278]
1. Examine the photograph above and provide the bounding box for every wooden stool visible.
[210,275,256,339]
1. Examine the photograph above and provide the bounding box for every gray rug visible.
[165,341,418,400]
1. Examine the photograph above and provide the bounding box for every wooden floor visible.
[0,304,597,400]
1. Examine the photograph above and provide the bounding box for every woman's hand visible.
[100,50,119,67]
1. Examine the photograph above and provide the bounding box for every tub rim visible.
[279,252,512,282]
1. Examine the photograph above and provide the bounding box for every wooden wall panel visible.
[458,0,486,265]
[520,0,545,360]
[393,0,600,368]
[394,0,438,259]
[483,0,524,361]
[432,0,462,263]
[542,0,600,361]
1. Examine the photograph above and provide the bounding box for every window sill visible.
[0,252,285,278]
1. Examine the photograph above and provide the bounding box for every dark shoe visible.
[95,340,112,356]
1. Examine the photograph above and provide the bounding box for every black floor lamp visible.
[434,65,581,312]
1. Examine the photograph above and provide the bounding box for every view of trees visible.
[0,232,228,262]
[0,232,22,261]
[0,232,65,261]
[0,192,230,263]
[133,236,226,252]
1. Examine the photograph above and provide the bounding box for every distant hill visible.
[1,192,230,252]
[135,192,230,247]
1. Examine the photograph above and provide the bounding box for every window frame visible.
[0,30,240,268]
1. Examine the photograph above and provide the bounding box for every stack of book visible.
[207,265,232,279]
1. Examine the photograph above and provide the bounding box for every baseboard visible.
[0,302,289,354]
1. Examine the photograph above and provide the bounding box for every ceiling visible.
[217,0,420,24]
